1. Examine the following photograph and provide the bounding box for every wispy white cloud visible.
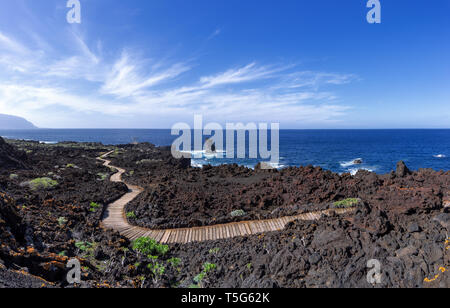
[0,32,29,54]
[101,51,191,98]
[0,30,356,128]
[207,28,222,40]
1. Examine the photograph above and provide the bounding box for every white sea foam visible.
[348,167,374,176]
[433,154,446,158]
[340,158,363,168]
[39,141,57,144]
[267,162,286,169]
[191,160,205,168]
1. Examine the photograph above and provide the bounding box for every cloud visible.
[207,28,222,40]
[0,32,29,54]
[101,52,191,98]
[199,62,290,87]
[0,30,356,128]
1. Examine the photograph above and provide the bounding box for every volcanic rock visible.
[396,161,411,177]
[0,138,29,169]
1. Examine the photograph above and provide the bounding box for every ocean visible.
[1,129,449,174]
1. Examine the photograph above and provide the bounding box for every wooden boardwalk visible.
[98,152,355,244]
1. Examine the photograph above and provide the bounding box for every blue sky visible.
[0,0,448,128]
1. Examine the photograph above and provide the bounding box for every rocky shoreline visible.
[0,138,448,288]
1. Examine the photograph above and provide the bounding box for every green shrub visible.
[193,262,217,286]
[97,173,108,181]
[126,211,137,219]
[9,174,18,180]
[333,198,360,208]
[89,202,101,212]
[57,217,68,226]
[75,241,93,252]
[27,177,58,191]
[132,237,169,257]
[147,262,165,277]
[203,262,217,273]
[66,163,75,168]
[194,272,206,283]
[168,257,181,268]
[230,210,246,217]
[209,248,220,254]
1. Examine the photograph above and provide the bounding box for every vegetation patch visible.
[209,248,220,255]
[132,237,169,257]
[57,217,68,226]
[192,262,217,287]
[89,202,101,212]
[126,211,137,219]
[333,198,360,208]
[23,177,58,191]
[75,241,94,252]
[230,210,246,217]
[97,173,108,181]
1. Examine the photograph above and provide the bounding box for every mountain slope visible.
[0,114,37,129]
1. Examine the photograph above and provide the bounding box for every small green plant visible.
[194,272,206,283]
[230,210,246,217]
[66,163,75,168]
[9,174,18,180]
[97,173,108,181]
[209,247,220,255]
[58,251,67,257]
[193,262,217,286]
[333,198,360,208]
[203,262,217,273]
[57,217,68,226]
[147,262,165,277]
[247,263,252,271]
[27,177,58,191]
[126,211,136,219]
[75,241,93,252]
[168,257,181,271]
[89,202,101,212]
[132,237,169,257]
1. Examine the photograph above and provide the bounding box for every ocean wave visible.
[433,154,446,158]
[181,150,226,159]
[348,167,374,176]
[266,162,286,169]
[39,141,57,144]
[340,158,363,168]
[191,160,205,168]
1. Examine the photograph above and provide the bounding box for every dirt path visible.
[98,152,355,244]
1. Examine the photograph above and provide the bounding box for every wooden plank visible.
[154,231,164,243]
[225,225,231,238]
[217,225,223,239]
[207,227,213,241]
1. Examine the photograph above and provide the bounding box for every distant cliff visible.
[0,114,37,129]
